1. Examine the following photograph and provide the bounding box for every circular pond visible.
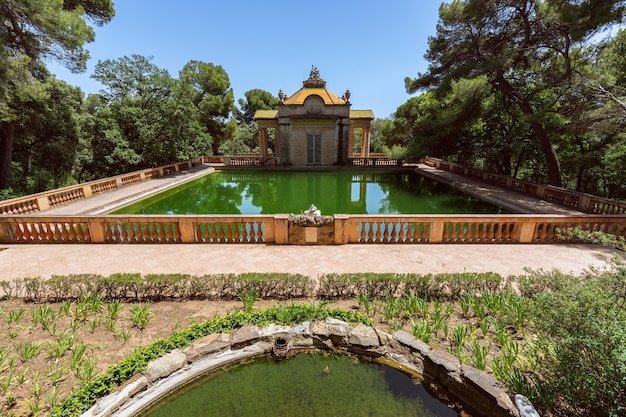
[140,353,476,417]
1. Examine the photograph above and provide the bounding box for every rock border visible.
[83,319,538,417]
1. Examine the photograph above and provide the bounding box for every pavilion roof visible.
[350,110,375,119]
[283,87,346,105]
[253,109,375,120]
[254,109,278,119]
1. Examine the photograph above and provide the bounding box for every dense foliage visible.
[391,0,626,197]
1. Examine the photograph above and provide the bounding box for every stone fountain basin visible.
[83,319,524,417]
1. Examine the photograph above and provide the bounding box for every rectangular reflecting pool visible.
[112,170,509,215]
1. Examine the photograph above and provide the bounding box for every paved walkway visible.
[2,164,622,282]
[0,242,621,281]
[414,165,584,214]
[39,165,216,215]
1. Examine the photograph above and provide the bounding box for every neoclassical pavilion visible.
[254,67,374,166]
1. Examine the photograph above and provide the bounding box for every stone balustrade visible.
[0,159,199,216]
[0,214,623,245]
[424,157,626,215]
[348,156,401,166]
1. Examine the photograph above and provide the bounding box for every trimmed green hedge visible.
[2,271,509,302]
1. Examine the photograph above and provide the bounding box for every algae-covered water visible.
[142,353,462,417]
[112,170,506,215]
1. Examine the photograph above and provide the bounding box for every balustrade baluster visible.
[195,223,204,242]
[41,223,50,241]
[76,223,85,241]
[162,223,170,242]
[118,223,128,242]
[502,223,510,241]
[62,222,71,241]
[231,223,241,243]
[130,223,140,242]
[172,223,181,242]
[205,223,214,242]
[371,221,379,242]
[401,222,410,242]
[479,224,487,241]
[15,223,25,241]
[385,221,394,242]
[205,223,213,242]
[216,223,224,242]
[103,223,112,241]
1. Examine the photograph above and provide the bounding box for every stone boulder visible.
[145,349,187,382]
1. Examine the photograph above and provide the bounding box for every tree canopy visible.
[405,0,625,187]
[0,0,114,190]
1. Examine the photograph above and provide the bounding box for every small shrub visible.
[131,303,152,330]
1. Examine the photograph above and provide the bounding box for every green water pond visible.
[112,170,506,215]
[142,353,464,417]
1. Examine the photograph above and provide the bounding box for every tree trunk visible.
[492,74,562,187]
[0,122,15,190]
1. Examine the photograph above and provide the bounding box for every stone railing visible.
[348,156,401,166]
[424,157,626,215]
[1,213,623,245]
[0,158,204,216]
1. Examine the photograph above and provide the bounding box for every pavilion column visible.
[274,127,280,161]
[362,128,371,157]
[337,117,350,165]
[259,128,268,157]
[278,118,291,164]
[348,124,355,157]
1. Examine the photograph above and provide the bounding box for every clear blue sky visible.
[51,1,443,119]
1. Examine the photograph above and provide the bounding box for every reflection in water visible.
[113,171,507,215]
[143,353,463,417]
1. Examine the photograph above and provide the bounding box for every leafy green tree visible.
[179,61,235,154]
[235,89,278,124]
[369,118,391,154]
[84,55,212,178]
[406,0,625,187]
[0,0,114,190]
[551,29,626,197]
[11,77,83,193]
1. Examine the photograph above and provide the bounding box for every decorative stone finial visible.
[303,66,326,88]
[309,65,321,80]
[278,89,286,104]
[342,89,351,103]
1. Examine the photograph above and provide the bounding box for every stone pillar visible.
[0,221,15,243]
[278,118,291,165]
[274,214,289,244]
[429,219,445,243]
[348,123,355,157]
[36,196,50,212]
[334,214,349,244]
[178,219,196,243]
[518,221,536,243]
[337,118,350,165]
[87,218,105,243]
[258,128,268,157]
[363,127,371,157]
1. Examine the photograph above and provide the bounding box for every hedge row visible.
[1,271,513,302]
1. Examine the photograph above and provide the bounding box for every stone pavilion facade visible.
[254,67,374,166]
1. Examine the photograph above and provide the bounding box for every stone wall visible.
[85,319,534,417]
[291,119,339,166]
